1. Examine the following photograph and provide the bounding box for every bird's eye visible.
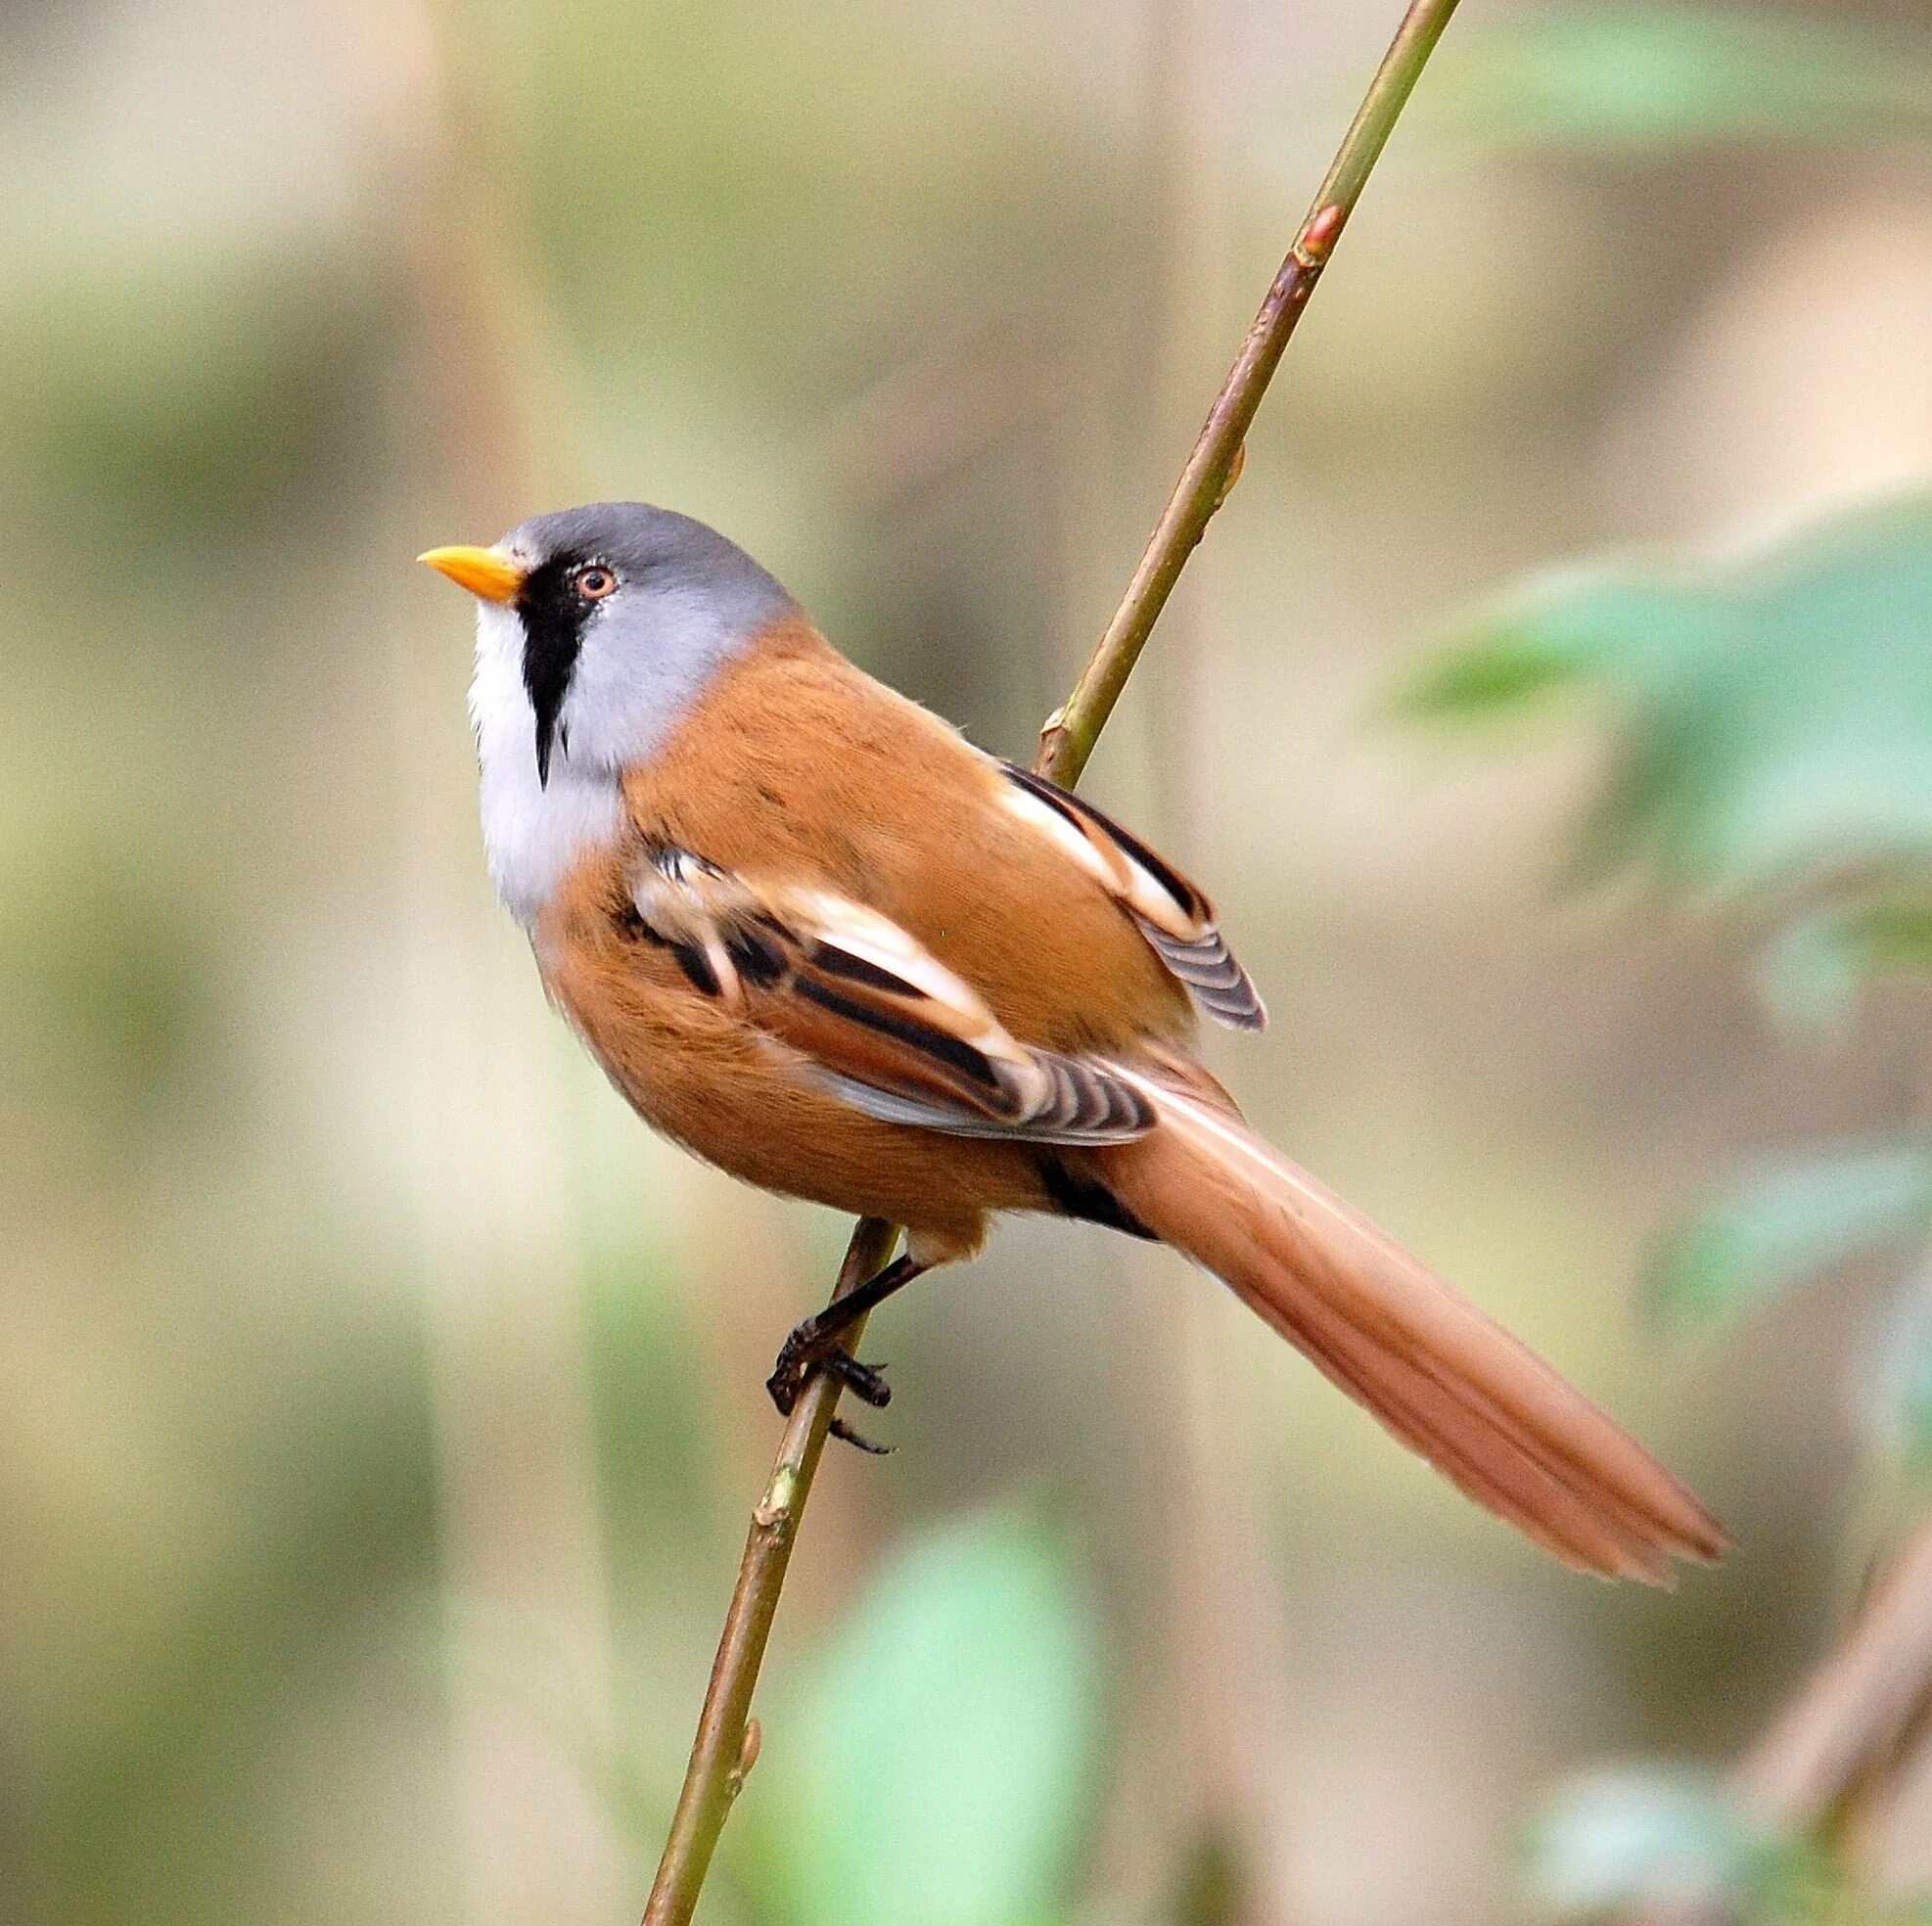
[575,566,617,601]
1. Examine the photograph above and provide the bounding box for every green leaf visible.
[1403,493,1932,898]
[1384,630,1582,722]
[1388,568,1716,724]
[762,1506,1101,1926]
[1424,5,1932,154]
[1759,896,1932,1034]
[1522,1768,1772,1916]
[1649,1136,1932,1331]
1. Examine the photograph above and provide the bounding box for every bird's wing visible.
[996,763,1265,1031]
[627,844,1156,1145]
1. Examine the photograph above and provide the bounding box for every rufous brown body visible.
[424,502,1727,1583]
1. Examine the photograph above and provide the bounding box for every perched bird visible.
[421,501,1725,1582]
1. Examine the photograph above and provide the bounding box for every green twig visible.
[1038,0,1463,786]
[642,1216,897,1926]
[641,4,1461,1919]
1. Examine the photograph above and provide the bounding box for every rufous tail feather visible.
[1089,1070,1727,1582]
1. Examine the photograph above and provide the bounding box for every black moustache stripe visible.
[516,556,594,786]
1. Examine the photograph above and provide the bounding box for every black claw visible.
[767,1329,893,1420]
[830,1415,894,1454]
[765,1257,930,1449]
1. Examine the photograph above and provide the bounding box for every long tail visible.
[1088,1069,1726,1582]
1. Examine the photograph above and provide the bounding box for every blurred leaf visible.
[1425,5,1932,153]
[1522,1768,1774,1916]
[1649,1136,1932,1331]
[1389,569,1721,723]
[1759,895,1932,1034]
[763,1506,1100,1926]
[1404,493,1932,896]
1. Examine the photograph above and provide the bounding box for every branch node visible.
[1212,442,1247,511]
[1294,203,1346,269]
[726,1719,762,1802]
[754,1466,799,1534]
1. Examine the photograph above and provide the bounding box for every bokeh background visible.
[7,2,1932,1923]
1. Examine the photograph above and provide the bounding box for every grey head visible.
[489,501,799,785]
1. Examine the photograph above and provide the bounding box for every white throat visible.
[469,601,623,928]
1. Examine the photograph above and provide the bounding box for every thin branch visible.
[1740,1514,1932,1835]
[1037,0,1463,788]
[1628,1513,1932,1926]
[642,4,1462,1919]
[644,1216,898,1926]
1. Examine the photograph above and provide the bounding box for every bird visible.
[420,500,1726,1583]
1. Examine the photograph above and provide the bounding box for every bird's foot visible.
[828,1414,894,1454]
[766,1322,893,1452]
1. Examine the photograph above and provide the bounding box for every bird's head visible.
[421,501,796,785]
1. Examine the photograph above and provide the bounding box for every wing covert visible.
[624,845,1155,1147]
[997,763,1266,1031]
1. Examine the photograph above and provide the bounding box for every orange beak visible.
[417,544,526,605]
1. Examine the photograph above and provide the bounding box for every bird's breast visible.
[470,601,626,926]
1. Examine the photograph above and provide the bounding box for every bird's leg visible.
[766,1254,929,1449]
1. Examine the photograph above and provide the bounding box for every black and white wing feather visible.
[998,763,1266,1031]
[625,844,1154,1147]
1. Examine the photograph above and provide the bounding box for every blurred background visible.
[6,1,1932,1922]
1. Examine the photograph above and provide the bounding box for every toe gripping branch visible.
[764,1253,927,1452]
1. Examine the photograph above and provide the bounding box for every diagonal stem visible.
[643,1216,898,1926]
[642,4,1462,1919]
[1038,0,1461,788]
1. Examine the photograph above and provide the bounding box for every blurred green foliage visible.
[1758,898,1932,1038]
[19,1297,443,1926]
[1403,490,1932,1413]
[1406,490,1932,1918]
[1389,3,1932,1847]
[1395,493,1932,901]
[753,1508,1101,1926]
[1521,1769,1815,1919]
[1646,1136,1932,1334]
[1424,4,1932,151]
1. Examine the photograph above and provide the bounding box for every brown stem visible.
[642,4,1464,1918]
[643,1216,898,1926]
[1740,1514,1932,1835]
[1627,1513,1932,1926]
